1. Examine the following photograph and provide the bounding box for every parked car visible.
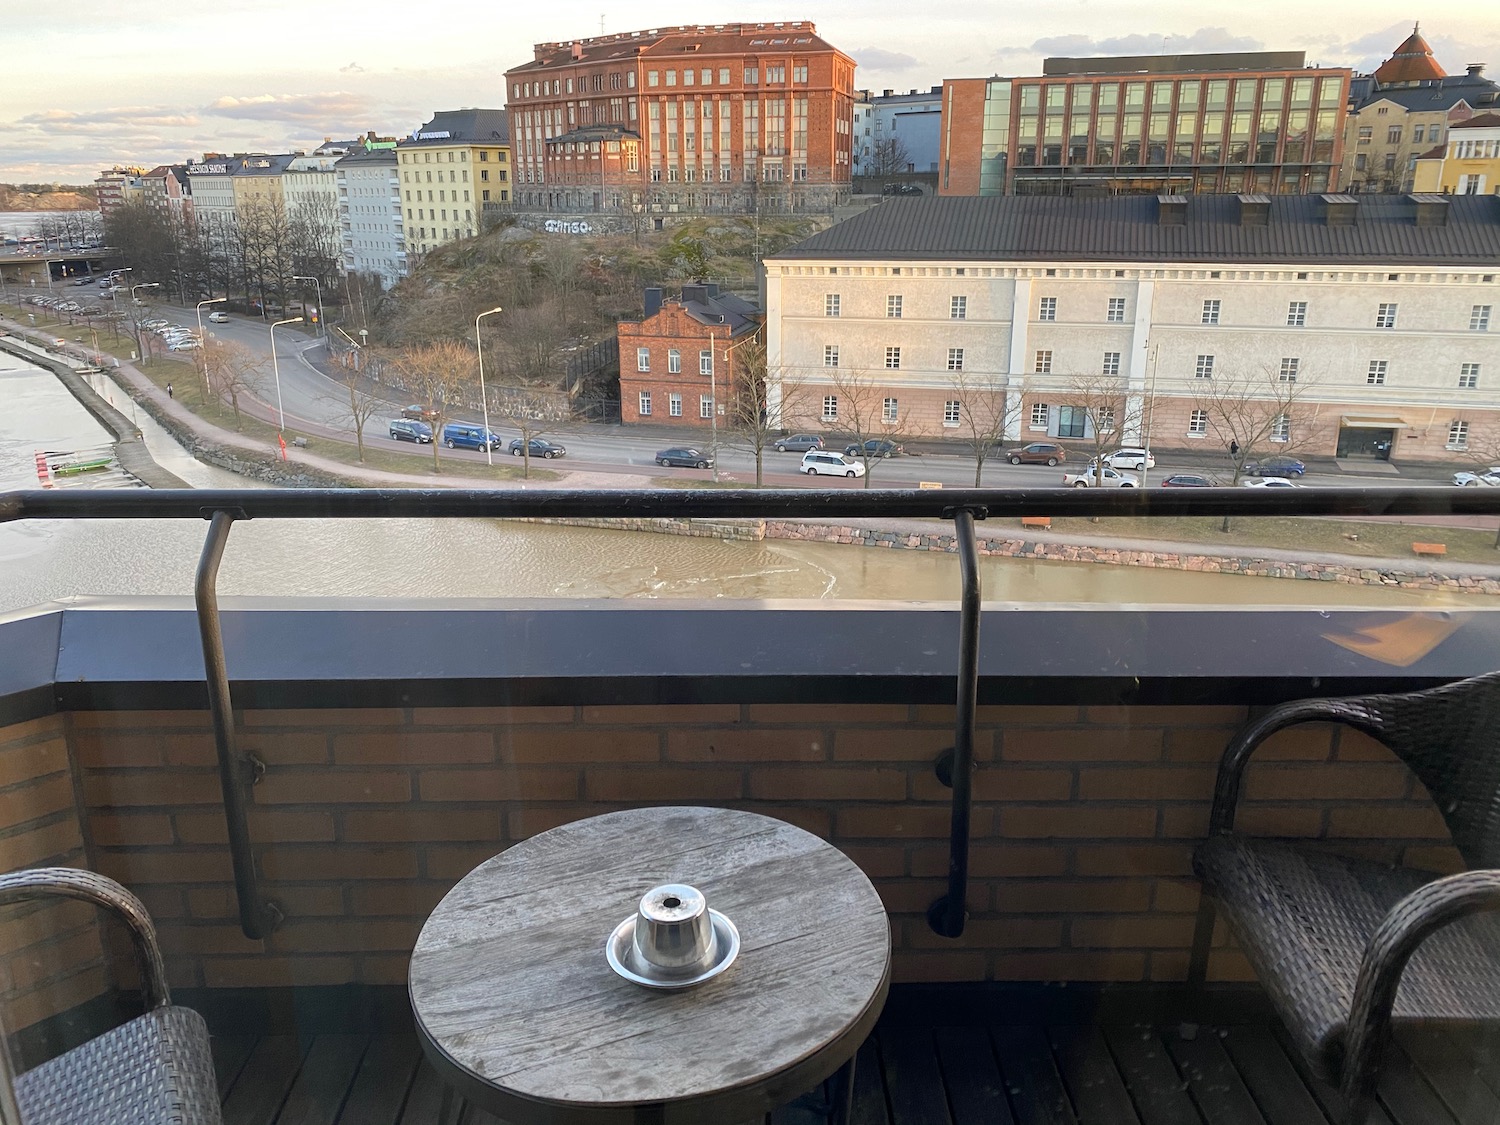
[1062,466,1139,488]
[388,419,433,443]
[402,405,440,421]
[802,451,866,478]
[772,434,824,453]
[1240,476,1299,488]
[1004,442,1068,466]
[168,340,200,351]
[1102,447,1155,471]
[843,439,903,459]
[509,437,566,459]
[1452,467,1500,487]
[1243,456,1306,477]
[208,311,230,323]
[655,447,713,469]
[442,422,505,452]
[1160,474,1218,488]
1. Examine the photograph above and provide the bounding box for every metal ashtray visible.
[606,883,740,990]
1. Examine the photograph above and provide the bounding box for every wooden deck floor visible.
[210,1015,1500,1125]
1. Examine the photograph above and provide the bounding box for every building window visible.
[700,350,712,376]
[1034,350,1052,374]
[1195,354,1215,379]
[1287,301,1307,327]
[1279,357,1299,382]
[1376,303,1398,329]
[824,345,839,368]
[1099,406,1116,433]
[1271,413,1290,443]
[886,294,903,318]
[1039,296,1057,321]
[700,395,713,419]
[1472,305,1492,331]
[1201,298,1221,325]
[1030,402,1049,428]
[951,295,967,320]
[1387,126,1402,144]
[636,347,650,372]
[825,293,840,317]
[668,349,681,373]
[639,391,652,415]
[1107,297,1126,323]
[941,347,963,371]
[1460,363,1481,389]
[1367,360,1388,385]
[1189,409,1208,435]
[943,400,961,426]
[1056,406,1087,440]
[885,347,901,369]
[669,392,683,417]
[1101,351,1120,376]
[882,397,899,424]
[1449,420,1470,450]
[822,395,838,421]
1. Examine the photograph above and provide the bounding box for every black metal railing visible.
[6,485,1500,940]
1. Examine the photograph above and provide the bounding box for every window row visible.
[1028,403,1117,437]
[812,396,965,426]
[1037,295,1129,323]
[637,391,715,417]
[823,345,968,371]
[636,348,715,374]
[825,293,971,319]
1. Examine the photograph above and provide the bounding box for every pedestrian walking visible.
[166,383,174,399]
[1229,440,1239,458]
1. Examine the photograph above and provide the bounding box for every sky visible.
[6,1,1500,183]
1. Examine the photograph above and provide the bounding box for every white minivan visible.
[801,451,866,478]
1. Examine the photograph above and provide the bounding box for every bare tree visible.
[496,299,568,384]
[949,371,1026,486]
[491,383,569,478]
[826,367,911,488]
[1054,374,1142,487]
[386,341,477,470]
[203,340,268,429]
[719,331,799,487]
[322,362,386,463]
[870,135,914,177]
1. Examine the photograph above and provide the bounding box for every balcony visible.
[2,486,1499,1124]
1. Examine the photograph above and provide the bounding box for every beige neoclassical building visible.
[764,193,1500,463]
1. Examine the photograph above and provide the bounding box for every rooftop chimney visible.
[1321,193,1359,227]
[1468,63,1486,77]
[1236,193,1271,226]
[1156,194,1187,226]
[1409,193,1450,226]
[643,287,663,319]
[571,42,583,60]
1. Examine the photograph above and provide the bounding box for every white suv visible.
[1103,447,1155,470]
[801,451,866,478]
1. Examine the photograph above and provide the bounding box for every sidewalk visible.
[6,310,1499,579]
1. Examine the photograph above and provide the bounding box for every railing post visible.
[929,507,984,938]
[195,509,273,940]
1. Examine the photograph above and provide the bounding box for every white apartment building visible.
[765,193,1500,462]
[851,88,942,177]
[184,159,237,227]
[284,154,342,219]
[334,149,407,286]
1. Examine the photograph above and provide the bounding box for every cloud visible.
[339,61,365,73]
[1028,27,1264,57]
[205,92,370,123]
[18,106,202,132]
[853,47,920,72]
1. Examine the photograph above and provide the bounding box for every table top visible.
[409,806,891,1125]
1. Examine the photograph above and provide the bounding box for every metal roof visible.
[770,194,1500,266]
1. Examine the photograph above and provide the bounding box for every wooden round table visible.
[408,806,891,1125]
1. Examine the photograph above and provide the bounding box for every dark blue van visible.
[441,423,504,452]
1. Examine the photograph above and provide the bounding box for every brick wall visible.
[41,702,1460,993]
[0,715,106,1030]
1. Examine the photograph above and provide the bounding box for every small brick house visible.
[618,285,762,427]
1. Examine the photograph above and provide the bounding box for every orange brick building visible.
[504,22,856,214]
[619,285,762,426]
[939,52,1350,197]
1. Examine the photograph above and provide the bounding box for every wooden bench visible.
[1021,516,1052,530]
[1412,542,1447,557]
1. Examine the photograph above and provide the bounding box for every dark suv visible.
[844,439,903,458]
[1004,442,1068,466]
[773,434,824,453]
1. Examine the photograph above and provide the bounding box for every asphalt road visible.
[148,300,1456,490]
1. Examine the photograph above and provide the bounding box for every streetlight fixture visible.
[474,306,504,466]
[129,283,159,361]
[196,297,227,392]
[291,275,323,338]
[269,317,304,433]
[707,327,719,483]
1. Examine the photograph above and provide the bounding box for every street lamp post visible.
[196,297,227,393]
[474,306,504,466]
[292,275,323,338]
[707,328,718,483]
[129,283,159,360]
[269,317,304,433]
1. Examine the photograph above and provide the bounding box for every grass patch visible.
[1038,515,1500,566]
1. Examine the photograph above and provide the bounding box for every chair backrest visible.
[1359,671,1500,870]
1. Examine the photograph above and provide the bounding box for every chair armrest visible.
[1208,697,1383,836]
[1340,869,1500,1110]
[0,867,170,1011]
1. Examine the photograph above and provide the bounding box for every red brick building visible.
[619,285,762,426]
[505,22,855,214]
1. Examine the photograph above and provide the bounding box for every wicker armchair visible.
[1188,672,1500,1125]
[0,867,221,1125]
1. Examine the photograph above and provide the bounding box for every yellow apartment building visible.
[396,109,511,256]
[1413,113,1500,195]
